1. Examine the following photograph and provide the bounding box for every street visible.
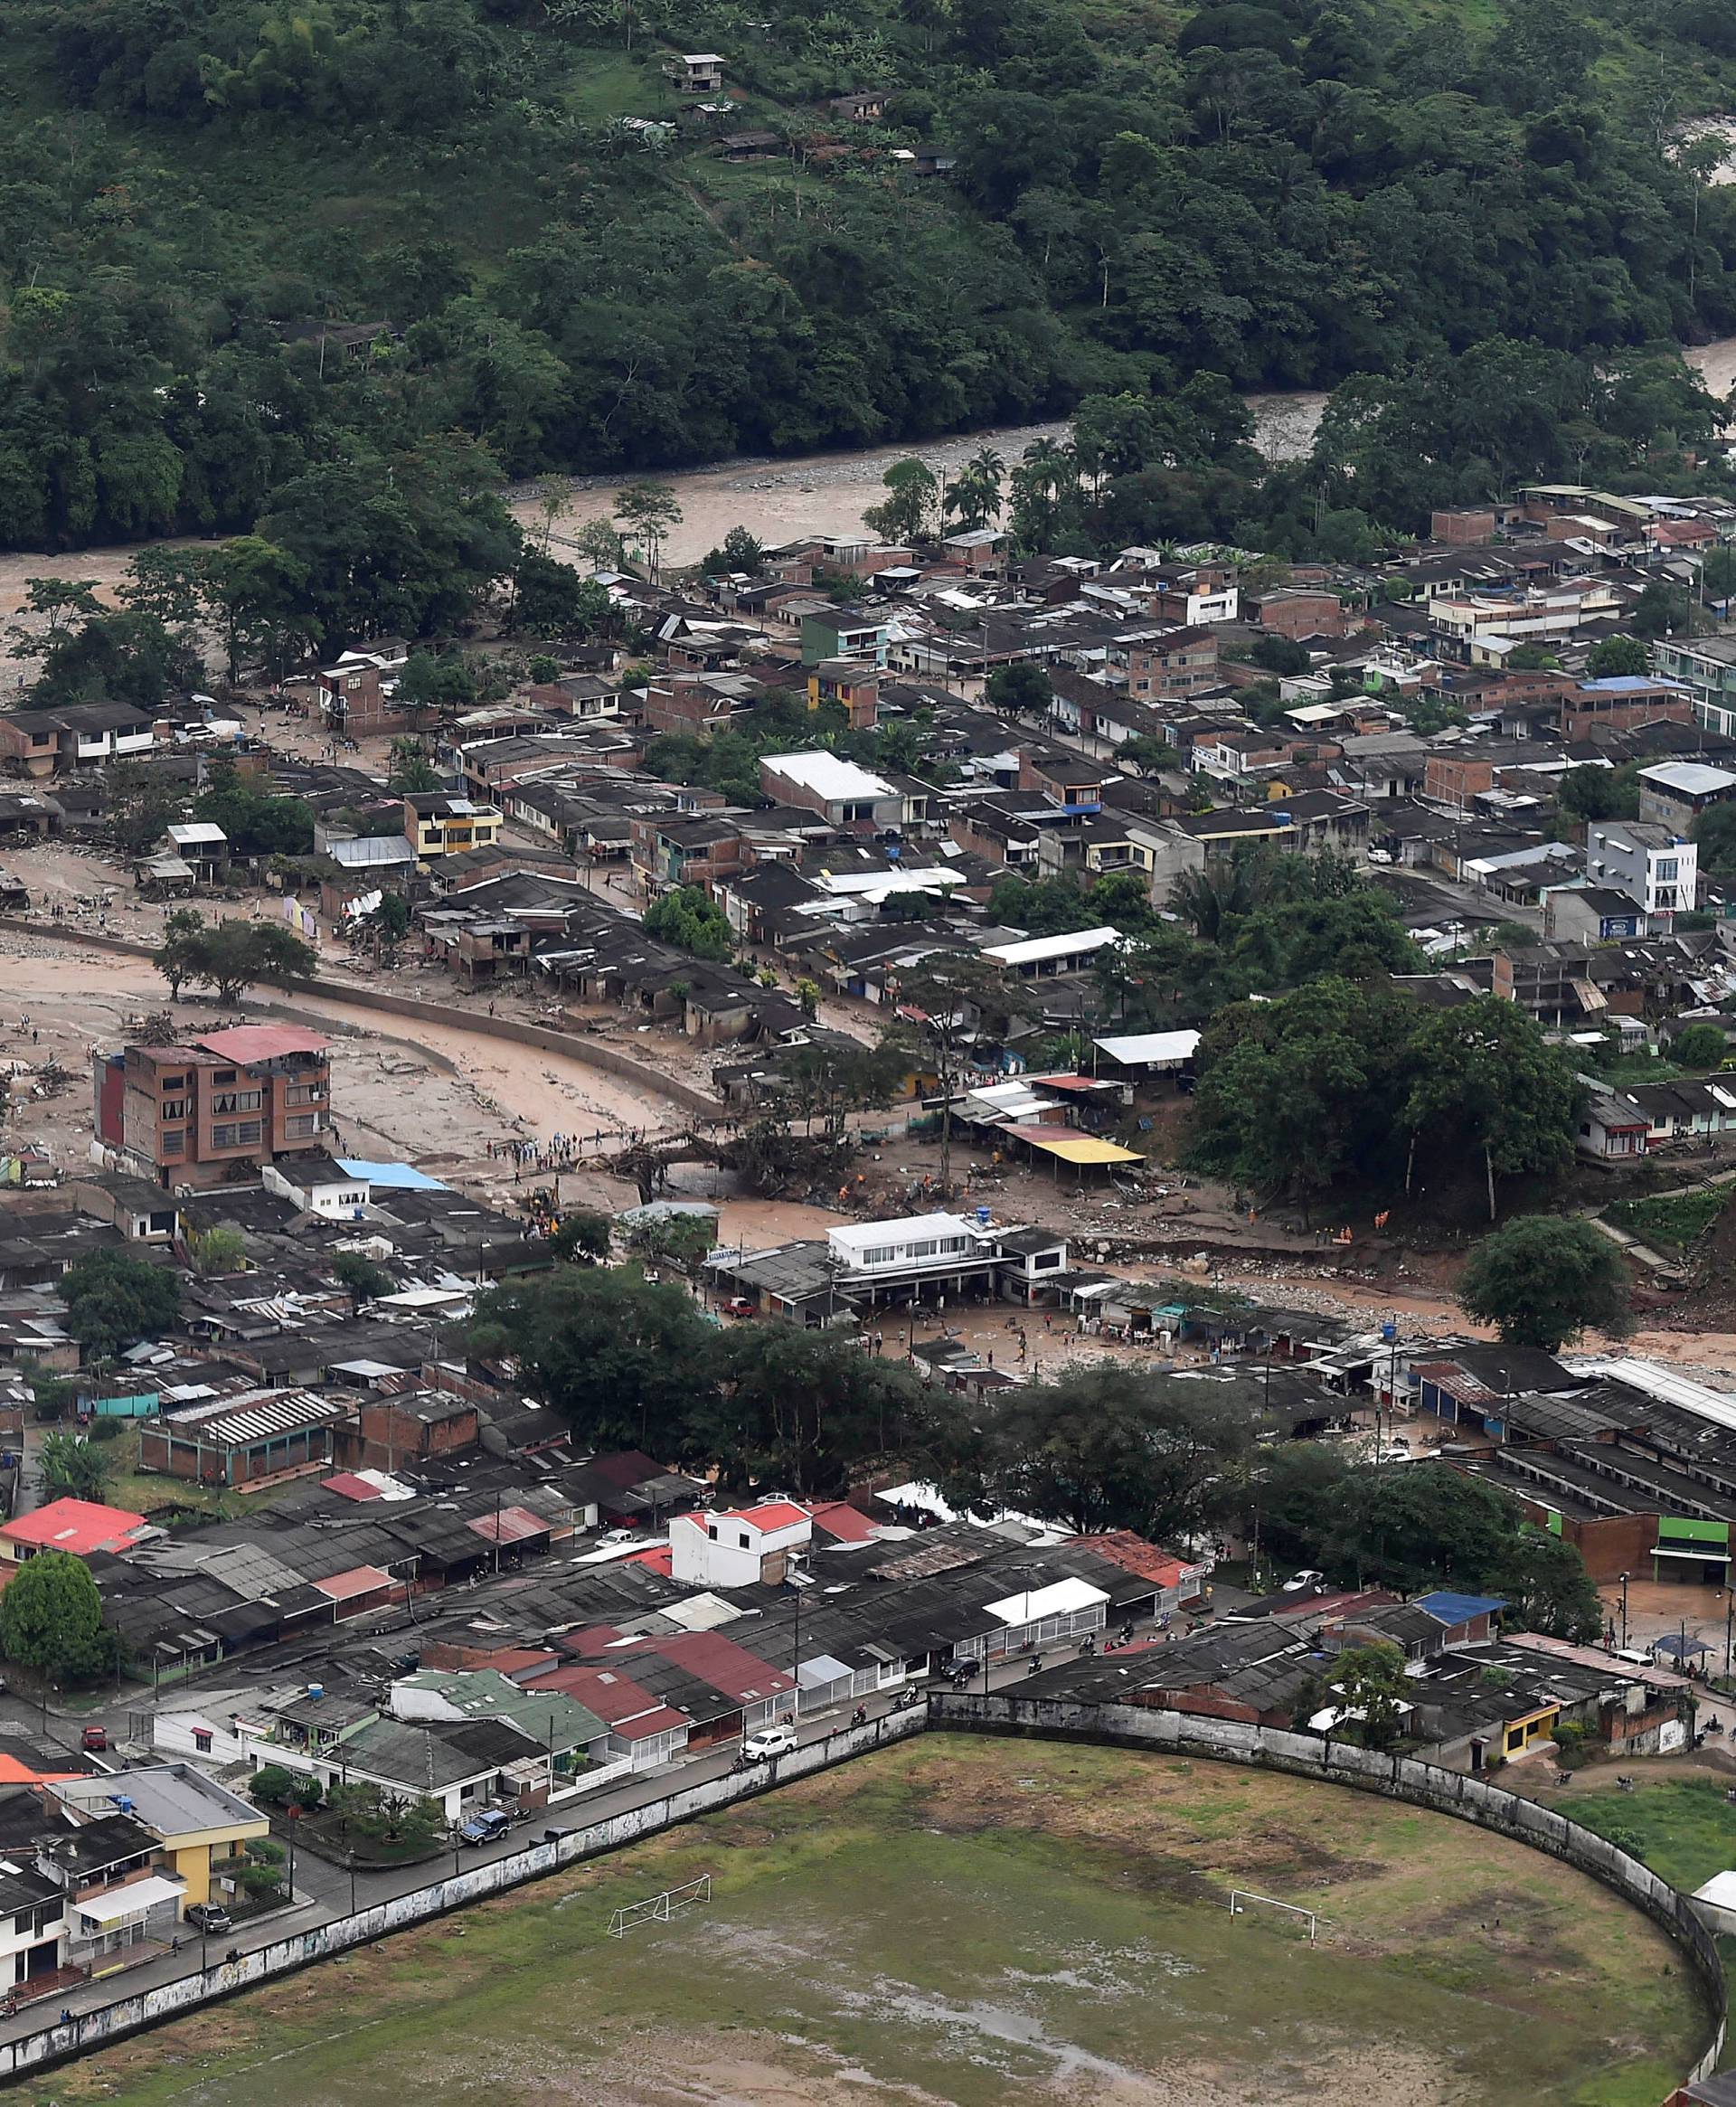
[0,1630,1127,2046]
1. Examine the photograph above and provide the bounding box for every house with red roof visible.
[0,1497,152,1566]
[671,1501,811,1589]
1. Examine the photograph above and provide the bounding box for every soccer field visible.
[32,1734,1710,2107]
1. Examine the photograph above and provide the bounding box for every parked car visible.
[458,1809,515,1845]
[741,1724,797,1762]
[80,1724,108,1753]
[723,1297,757,1318]
[1279,1570,1324,1593]
[184,1904,232,1934]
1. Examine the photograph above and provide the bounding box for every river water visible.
[0,344,1729,622]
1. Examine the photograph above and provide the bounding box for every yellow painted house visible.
[51,1767,270,1912]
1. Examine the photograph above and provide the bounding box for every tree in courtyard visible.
[1555,763,1639,827]
[1703,545,1736,609]
[36,1431,110,1502]
[1250,1446,1600,1638]
[1457,1214,1632,1351]
[57,1247,181,1359]
[1674,1022,1731,1070]
[106,762,185,858]
[1694,802,1736,880]
[185,1225,247,1276]
[614,480,682,583]
[703,525,766,574]
[1585,637,1651,679]
[985,662,1052,720]
[697,1322,943,1497]
[975,1364,1252,1539]
[1117,733,1179,776]
[332,1252,396,1306]
[1325,1644,1410,1750]
[644,883,732,960]
[467,1267,717,1455]
[0,1551,113,1682]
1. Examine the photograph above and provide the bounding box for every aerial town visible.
[3,465,1736,2101]
[7,0,1736,2083]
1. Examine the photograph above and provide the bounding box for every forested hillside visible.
[4,0,1736,552]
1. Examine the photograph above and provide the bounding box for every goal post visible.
[1228,1888,1318,1942]
[608,1873,712,1937]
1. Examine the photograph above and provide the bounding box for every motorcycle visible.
[850,1705,868,1727]
[892,1687,922,1712]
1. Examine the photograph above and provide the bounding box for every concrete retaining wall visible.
[0,916,724,1120]
[0,1708,926,2078]
[930,1693,1729,2085]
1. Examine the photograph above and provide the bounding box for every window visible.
[160,1130,184,1158]
[193,1728,213,1753]
[162,1099,188,1121]
[286,1115,320,1139]
[210,1120,262,1148]
[1033,1251,1062,1270]
[1657,858,1679,882]
[212,1069,237,1084]
[212,1090,262,1115]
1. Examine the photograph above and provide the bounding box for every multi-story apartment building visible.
[1587,821,1698,921]
[92,1025,333,1190]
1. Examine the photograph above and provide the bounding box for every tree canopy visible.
[0,1552,115,1682]
[57,1247,181,1359]
[1457,1215,1633,1350]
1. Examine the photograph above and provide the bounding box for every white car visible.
[1280,1568,1325,1592]
[741,1724,797,1762]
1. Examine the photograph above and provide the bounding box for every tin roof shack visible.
[36,1810,185,1977]
[243,1706,582,1824]
[138,1389,355,1489]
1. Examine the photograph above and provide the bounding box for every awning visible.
[986,1578,1109,1624]
[999,1126,1145,1166]
[77,1876,184,1925]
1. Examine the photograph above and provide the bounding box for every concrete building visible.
[93,1025,334,1192]
[1587,820,1697,921]
[759,751,901,829]
[1637,761,1736,828]
[670,1501,812,1589]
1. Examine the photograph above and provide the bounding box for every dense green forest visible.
[3,0,1736,555]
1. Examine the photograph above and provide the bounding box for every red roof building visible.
[0,1497,151,1563]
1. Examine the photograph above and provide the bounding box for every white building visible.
[670,1501,812,1589]
[978,926,1123,977]
[262,1160,371,1218]
[759,751,902,828]
[1587,821,1697,920]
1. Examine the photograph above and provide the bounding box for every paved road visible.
[0,1632,1128,2045]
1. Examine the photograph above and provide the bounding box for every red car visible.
[80,1725,108,1753]
[724,1298,757,1318]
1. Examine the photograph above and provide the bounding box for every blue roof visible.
[1580,676,1685,694]
[335,1159,450,1192]
[1414,1591,1507,1625]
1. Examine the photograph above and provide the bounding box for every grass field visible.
[28,1736,1710,2107]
